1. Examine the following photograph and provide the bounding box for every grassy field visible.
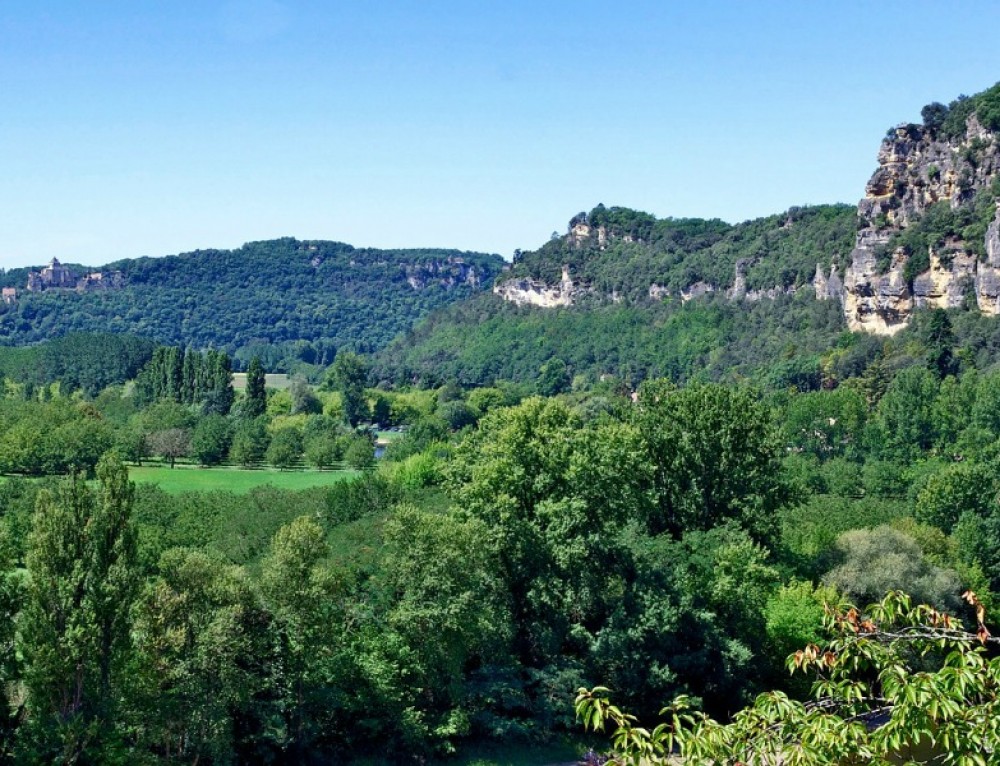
[232,372,292,391]
[128,464,359,494]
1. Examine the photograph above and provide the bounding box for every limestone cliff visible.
[493,204,853,309]
[843,113,1000,334]
[403,257,483,290]
[492,265,585,307]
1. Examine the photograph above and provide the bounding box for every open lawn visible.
[232,372,292,390]
[128,464,359,494]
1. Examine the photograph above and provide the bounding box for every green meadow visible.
[128,464,359,494]
[232,372,292,390]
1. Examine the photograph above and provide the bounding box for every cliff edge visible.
[844,83,1000,334]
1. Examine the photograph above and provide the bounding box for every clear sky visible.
[3,1,1000,269]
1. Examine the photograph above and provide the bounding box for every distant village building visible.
[77,270,124,291]
[27,258,77,291]
[26,258,123,293]
[1,287,16,304]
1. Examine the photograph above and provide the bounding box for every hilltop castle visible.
[25,258,124,293]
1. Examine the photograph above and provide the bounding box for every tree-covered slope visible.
[0,238,504,366]
[511,203,855,298]
[374,204,857,386]
[373,290,850,387]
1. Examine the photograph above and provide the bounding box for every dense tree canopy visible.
[0,240,504,370]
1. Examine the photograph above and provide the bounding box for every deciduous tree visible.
[577,591,1000,766]
[146,427,192,468]
[244,356,267,418]
[190,414,233,466]
[327,352,369,427]
[20,455,138,762]
[631,380,791,544]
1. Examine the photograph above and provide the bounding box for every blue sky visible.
[3,1,1000,268]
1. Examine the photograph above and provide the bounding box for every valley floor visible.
[127,463,359,493]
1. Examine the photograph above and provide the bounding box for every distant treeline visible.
[0,238,504,372]
[0,333,155,396]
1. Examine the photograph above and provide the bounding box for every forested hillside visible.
[0,239,504,370]
[0,333,155,396]
[511,203,854,297]
[373,290,846,386]
[374,204,861,386]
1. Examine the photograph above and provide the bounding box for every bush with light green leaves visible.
[577,590,1000,765]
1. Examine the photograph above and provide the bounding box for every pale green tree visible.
[20,455,139,762]
[129,548,267,763]
[822,525,962,610]
[260,516,346,759]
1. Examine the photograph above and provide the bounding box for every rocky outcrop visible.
[570,221,609,248]
[681,281,716,302]
[496,252,791,309]
[730,258,797,301]
[813,263,844,302]
[76,270,125,292]
[648,283,671,300]
[404,258,483,290]
[844,116,1000,333]
[745,285,797,302]
[844,247,913,335]
[912,248,977,309]
[492,265,584,307]
[728,259,751,300]
[976,202,1000,314]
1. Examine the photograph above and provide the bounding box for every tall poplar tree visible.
[328,352,368,427]
[0,532,21,759]
[165,346,183,401]
[201,351,235,416]
[181,348,199,404]
[244,356,267,418]
[20,455,138,762]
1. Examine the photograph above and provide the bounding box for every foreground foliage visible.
[577,591,1000,765]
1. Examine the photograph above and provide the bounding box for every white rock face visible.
[813,264,844,303]
[912,249,977,310]
[843,248,912,335]
[648,284,671,300]
[492,265,580,307]
[681,281,716,302]
[843,205,1000,334]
